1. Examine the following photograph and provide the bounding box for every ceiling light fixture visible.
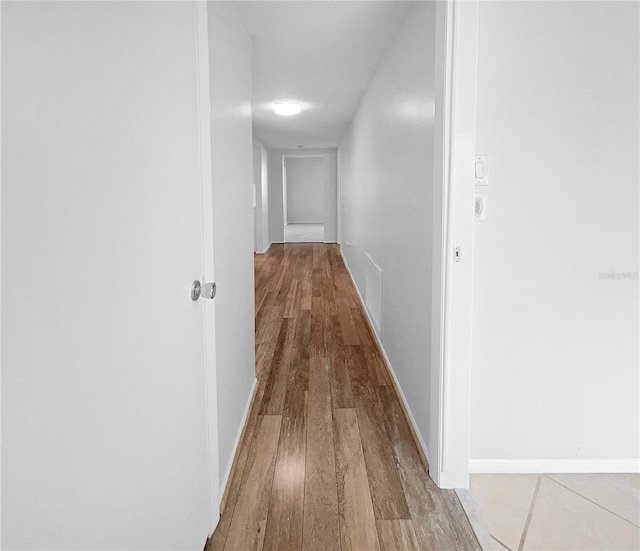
[274,102,301,116]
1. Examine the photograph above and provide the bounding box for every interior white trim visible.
[0,6,3,524]
[430,0,479,490]
[336,147,341,244]
[430,0,453,491]
[340,248,432,469]
[195,1,220,533]
[255,242,273,255]
[470,459,640,474]
[218,377,258,507]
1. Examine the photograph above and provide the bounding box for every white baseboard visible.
[339,247,432,467]
[218,377,258,502]
[255,242,272,255]
[470,458,640,474]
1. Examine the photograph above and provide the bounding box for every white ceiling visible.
[236,1,413,149]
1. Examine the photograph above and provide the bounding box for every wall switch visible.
[454,247,461,263]
[475,155,489,186]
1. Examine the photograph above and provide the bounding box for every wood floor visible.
[206,243,480,551]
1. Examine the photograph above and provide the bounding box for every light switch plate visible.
[475,155,489,186]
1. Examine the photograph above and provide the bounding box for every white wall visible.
[285,156,325,223]
[207,2,256,488]
[253,139,270,253]
[253,145,261,251]
[260,147,269,249]
[268,148,338,242]
[339,2,437,457]
[2,3,211,548]
[268,149,285,242]
[470,1,639,471]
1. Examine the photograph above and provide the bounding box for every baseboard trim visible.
[339,247,432,472]
[218,377,258,514]
[255,242,272,255]
[470,458,640,474]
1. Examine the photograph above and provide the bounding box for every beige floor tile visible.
[469,474,539,550]
[548,473,640,527]
[523,477,640,550]
[493,537,511,550]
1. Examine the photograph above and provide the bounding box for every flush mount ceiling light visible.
[274,102,301,116]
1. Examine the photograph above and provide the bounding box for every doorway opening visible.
[283,154,326,243]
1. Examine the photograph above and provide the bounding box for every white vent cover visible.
[365,253,383,333]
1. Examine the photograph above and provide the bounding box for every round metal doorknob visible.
[191,280,201,301]
[191,280,216,301]
[202,282,216,300]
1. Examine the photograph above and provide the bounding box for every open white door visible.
[2,2,217,549]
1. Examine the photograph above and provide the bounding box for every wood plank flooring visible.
[207,243,480,551]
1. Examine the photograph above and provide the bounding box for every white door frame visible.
[430,0,479,489]
[195,0,480,502]
[195,1,220,532]
[336,147,341,244]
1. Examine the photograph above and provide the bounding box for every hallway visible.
[207,244,480,550]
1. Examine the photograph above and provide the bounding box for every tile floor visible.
[469,474,640,550]
[284,222,324,243]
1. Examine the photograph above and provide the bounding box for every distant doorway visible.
[283,155,325,242]
[284,222,324,242]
